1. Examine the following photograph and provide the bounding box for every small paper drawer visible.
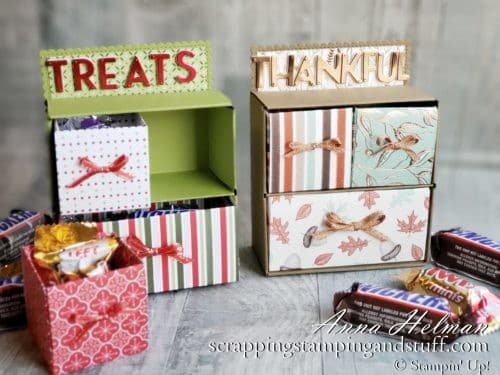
[352,107,438,187]
[54,114,151,215]
[267,108,353,193]
[267,187,430,272]
[67,197,238,293]
[21,243,149,374]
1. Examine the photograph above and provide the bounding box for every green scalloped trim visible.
[40,41,212,101]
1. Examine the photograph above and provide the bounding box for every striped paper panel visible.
[267,108,353,194]
[97,205,238,293]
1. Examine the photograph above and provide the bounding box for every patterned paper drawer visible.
[267,108,352,193]
[352,107,438,187]
[54,114,151,215]
[21,242,148,374]
[267,187,430,272]
[93,198,238,293]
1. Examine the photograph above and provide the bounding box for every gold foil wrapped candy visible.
[33,223,118,282]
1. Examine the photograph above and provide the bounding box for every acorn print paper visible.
[267,187,430,271]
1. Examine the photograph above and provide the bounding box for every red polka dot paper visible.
[54,122,151,215]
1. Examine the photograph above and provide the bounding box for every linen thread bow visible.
[68,302,133,345]
[367,134,420,164]
[66,154,133,188]
[284,138,343,158]
[125,234,192,264]
[312,211,390,242]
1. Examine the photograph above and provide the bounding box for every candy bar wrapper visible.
[0,262,25,331]
[21,242,148,375]
[95,199,238,293]
[333,282,460,342]
[431,228,500,287]
[399,267,500,335]
[267,108,352,193]
[268,187,430,272]
[54,113,151,216]
[1,210,48,265]
[352,107,438,187]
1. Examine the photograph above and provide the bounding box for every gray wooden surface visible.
[0,0,499,374]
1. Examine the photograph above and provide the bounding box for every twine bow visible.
[68,302,133,345]
[312,211,390,242]
[284,138,343,158]
[66,154,133,188]
[125,234,192,264]
[368,134,419,163]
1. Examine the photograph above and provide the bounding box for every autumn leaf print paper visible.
[267,187,430,271]
[352,107,438,187]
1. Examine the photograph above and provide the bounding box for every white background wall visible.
[0,0,499,246]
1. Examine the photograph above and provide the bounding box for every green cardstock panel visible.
[46,90,231,118]
[142,105,236,202]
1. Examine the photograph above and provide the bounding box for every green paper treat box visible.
[40,41,238,292]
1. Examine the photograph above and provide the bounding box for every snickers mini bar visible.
[431,228,500,287]
[333,283,461,342]
[0,210,47,264]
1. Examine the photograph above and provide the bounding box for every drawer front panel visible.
[267,108,352,193]
[352,107,438,187]
[267,187,430,272]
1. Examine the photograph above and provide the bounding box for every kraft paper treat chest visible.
[40,41,238,293]
[250,41,438,275]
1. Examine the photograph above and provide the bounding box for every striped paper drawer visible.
[96,200,238,293]
[267,107,353,193]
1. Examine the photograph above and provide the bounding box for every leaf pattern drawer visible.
[352,107,438,187]
[54,114,151,215]
[267,187,430,272]
[267,108,353,193]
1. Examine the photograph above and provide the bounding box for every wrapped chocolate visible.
[333,282,460,342]
[0,261,26,331]
[399,267,500,335]
[0,210,48,264]
[431,228,500,287]
[33,223,118,282]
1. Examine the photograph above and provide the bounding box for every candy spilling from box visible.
[251,42,438,275]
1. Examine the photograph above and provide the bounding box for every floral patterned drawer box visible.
[267,108,353,193]
[54,114,151,216]
[267,187,431,272]
[21,241,148,374]
[352,107,438,187]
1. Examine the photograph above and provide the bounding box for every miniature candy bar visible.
[0,261,25,331]
[431,228,500,287]
[399,267,500,335]
[0,210,47,265]
[333,282,460,342]
[33,223,118,282]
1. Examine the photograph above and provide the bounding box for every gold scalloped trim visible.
[249,40,411,91]
[40,40,212,101]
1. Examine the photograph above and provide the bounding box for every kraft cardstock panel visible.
[267,108,353,193]
[267,187,430,272]
[352,107,438,187]
[54,120,151,215]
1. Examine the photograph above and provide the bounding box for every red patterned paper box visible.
[21,243,149,374]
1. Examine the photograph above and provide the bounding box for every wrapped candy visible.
[399,267,500,335]
[33,223,118,283]
[0,261,25,330]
